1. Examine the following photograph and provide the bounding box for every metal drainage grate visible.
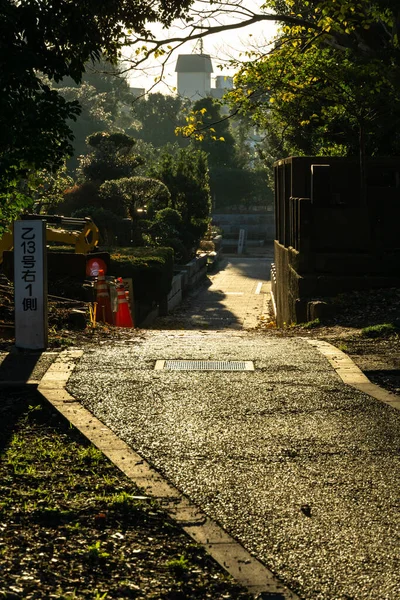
[155,360,254,371]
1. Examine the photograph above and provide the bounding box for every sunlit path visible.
[152,256,273,330]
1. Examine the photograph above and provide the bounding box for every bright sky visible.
[125,1,278,94]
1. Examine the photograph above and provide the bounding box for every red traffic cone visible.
[115,278,134,328]
[95,269,113,324]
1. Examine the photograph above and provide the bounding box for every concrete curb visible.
[305,338,400,410]
[38,349,299,600]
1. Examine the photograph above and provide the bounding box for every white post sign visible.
[237,228,246,255]
[14,220,48,349]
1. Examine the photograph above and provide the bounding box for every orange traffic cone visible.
[115,278,134,328]
[95,269,113,324]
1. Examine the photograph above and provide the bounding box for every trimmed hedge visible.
[109,247,174,303]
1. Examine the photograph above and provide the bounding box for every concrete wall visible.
[212,213,275,241]
[157,254,208,318]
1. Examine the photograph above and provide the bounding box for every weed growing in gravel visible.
[85,541,110,563]
[166,554,190,577]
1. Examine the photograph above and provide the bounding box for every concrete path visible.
[154,256,273,330]
[65,257,400,600]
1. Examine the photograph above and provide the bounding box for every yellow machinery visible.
[0,215,100,264]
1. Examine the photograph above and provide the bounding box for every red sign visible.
[86,258,107,277]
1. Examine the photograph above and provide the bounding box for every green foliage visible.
[166,555,190,578]
[177,98,274,210]
[0,0,192,226]
[53,59,131,175]
[59,182,101,215]
[228,1,400,161]
[210,167,273,210]
[105,491,141,513]
[77,445,104,466]
[191,97,239,168]
[144,208,190,261]
[361,323,397,338]
[155,207,183,229]
[85,541,110,563]
[0,83,80,228]
[98,181,131,218]
[72,206,125,245]
[149,147,211,253]
[301,318,321,329]
[77,132,144,184]
[131,93,189,147]
[103,176,171,219]
[109,247,174,303]
[160,238,190,263]
[32,164,74,214]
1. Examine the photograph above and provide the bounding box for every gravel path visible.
[67,330,400,600]
[67,258,400,599]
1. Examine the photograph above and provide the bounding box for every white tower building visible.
[175,54,213,100]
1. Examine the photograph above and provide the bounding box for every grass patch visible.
[301,318,321,329]
[361,323,397,338]
[0,390,252,599]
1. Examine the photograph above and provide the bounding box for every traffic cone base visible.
[115,279,134,328]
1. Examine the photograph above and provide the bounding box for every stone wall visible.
[212,212,275,242]
[272,157,400,326]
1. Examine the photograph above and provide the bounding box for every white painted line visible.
[154,360,165,370]
[255,282,263,295]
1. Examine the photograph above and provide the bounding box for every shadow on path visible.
[0,352,43,451]
[151,286,242,330]
[0,352,42,384]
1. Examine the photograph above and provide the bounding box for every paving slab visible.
[154,257,272,329]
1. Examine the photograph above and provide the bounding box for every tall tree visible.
[126,0,400,72]
[149,147,211,251]
[53,58,135,174]
[77,132,144,184]
[0,0,193,229]
[131,93,189,147]
[191,97,240,168]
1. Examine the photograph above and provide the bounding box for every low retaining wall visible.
[175,254,208,295]
[143,254,208,325]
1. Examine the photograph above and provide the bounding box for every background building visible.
[175,53,233,100]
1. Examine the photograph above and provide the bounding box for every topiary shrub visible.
[122,177,171,219]
[98,180,131,218]
[72,206,124,245]
[58,182,100,215]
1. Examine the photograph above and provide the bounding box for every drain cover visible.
[155,360,254,371]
